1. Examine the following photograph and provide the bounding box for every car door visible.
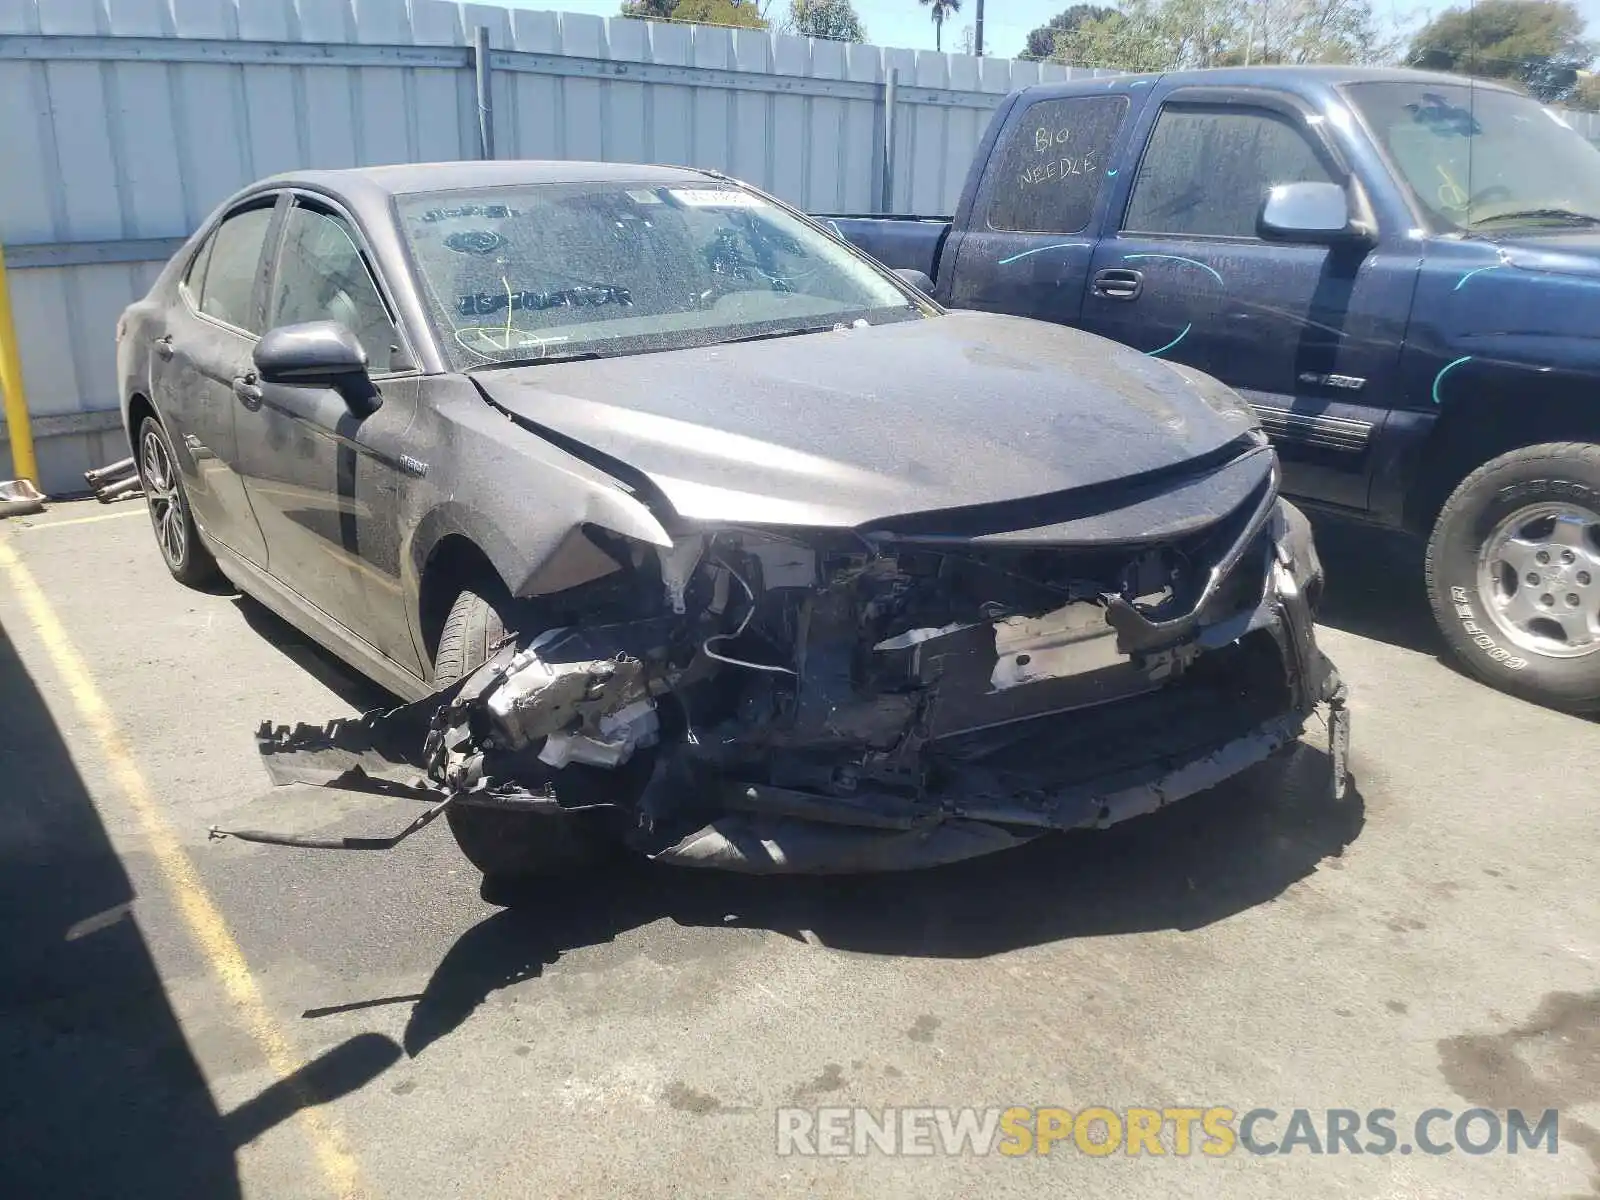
[236,193,424,674]
[943,89,1144,326]
[1078,88,1417,513]
[151,198,276,566]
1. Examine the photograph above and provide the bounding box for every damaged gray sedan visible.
[117,161,1347,888]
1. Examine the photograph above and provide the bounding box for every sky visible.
[489,0,1600,59]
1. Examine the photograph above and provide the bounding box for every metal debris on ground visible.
[84,457,142,504]
[0,478,45,518]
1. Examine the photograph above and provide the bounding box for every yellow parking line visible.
[0,536,366,1199]
[14,508,146,531]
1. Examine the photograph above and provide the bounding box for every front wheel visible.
[433,585,639,896]
[136,415,218,587]
[1425,442,1600,713]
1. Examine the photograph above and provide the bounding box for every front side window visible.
[270,203,400,373]
[397,181,921,369]
[198,205,275,333]
[986,95,1129,234]
[181,234,214,306]
[1345,81,1600,232]
[1124,106,1335,238]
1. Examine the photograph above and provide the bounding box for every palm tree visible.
[918,0,961,52]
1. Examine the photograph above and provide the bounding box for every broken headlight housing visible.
[1269,497,1325,615]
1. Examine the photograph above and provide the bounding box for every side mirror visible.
[894,267,935,295]
[255,321,369,386]
[1258,182,1371,246]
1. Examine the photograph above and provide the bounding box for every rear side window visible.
[986,95,1129,234]
[198,206,275,333]
[1123,106,1335,238]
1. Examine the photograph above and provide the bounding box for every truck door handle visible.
[232,372,263,408]
[154,335,175,360]
[1092,268,1143,300]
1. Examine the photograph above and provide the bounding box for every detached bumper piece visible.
[233,486,1348,874]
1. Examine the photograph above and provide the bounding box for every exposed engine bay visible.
[239,475,1348,875]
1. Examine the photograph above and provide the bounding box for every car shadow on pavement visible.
[0,619,242,1196]
[0,618,397,1191]
[1307,514,1445,656]
[399,744,1365,1058]
[232,592,396,713]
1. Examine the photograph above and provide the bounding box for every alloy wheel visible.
[1475,501,1600,659]
[139,426,188,570]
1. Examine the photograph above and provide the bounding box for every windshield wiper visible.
[471,350,605,370]
[719,323,853,346]
[717,311,918,346]
[1468,207,1600,228]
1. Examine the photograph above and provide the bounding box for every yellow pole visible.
[0,243,39,486]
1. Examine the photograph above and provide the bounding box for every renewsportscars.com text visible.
[775,1105,1560,1158]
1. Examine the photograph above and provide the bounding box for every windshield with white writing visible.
[1346,81,1600,233]
[397,182,921,369]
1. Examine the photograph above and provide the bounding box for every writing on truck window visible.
[988,95,1128,236]
[1019,126,1100,187]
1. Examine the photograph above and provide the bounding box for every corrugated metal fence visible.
[1559,105,1600,143]
[0,0,1104,494]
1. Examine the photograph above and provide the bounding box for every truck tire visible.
[1425,442,1600,714]
[434,585,633,893]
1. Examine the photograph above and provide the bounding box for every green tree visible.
[1051,0,1243,71]
[1569,71,1600,112]
[671,0,770,25]
[1406,0,1595,103]
[786,0,867,40]
[621,0,678,18]
[1219,0,1390,66]
[1050,0,1389,70]
[621,0,772,24]
[918,0,962,52]
[1021,5,1117,60]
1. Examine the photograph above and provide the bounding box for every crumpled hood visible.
[474,310,1258,531]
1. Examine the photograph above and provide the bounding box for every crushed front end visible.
[244,448,1346,875]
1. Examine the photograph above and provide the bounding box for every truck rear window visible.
[986,95,1129,235]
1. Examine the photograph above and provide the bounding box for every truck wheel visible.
[433,585,634,896]
[1425,443,1600,713]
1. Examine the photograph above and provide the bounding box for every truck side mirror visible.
[1258,182,1372,247]
[894,268,935,295]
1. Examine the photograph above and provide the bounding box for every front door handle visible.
[232,372,263,409]
[1092,268,1143,300]
[154,335,175,360]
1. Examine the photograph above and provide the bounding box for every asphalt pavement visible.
[1,500,1597,1199]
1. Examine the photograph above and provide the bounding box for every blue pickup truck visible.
[825,65,1600,713]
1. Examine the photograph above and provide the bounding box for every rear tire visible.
[136,415,218,587]
[433,584,633,895]
[1425,442,1600,714]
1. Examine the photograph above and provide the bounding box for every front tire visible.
[1425,442,1600,713]
[433,585,635,894]
[136,415,218,587]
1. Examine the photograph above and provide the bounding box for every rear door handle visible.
[154,335,175,360]
[1092,268,1143,300]
[232,372,263,408]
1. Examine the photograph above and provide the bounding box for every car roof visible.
[1024,64,1522,98]
[253,159,721,205]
